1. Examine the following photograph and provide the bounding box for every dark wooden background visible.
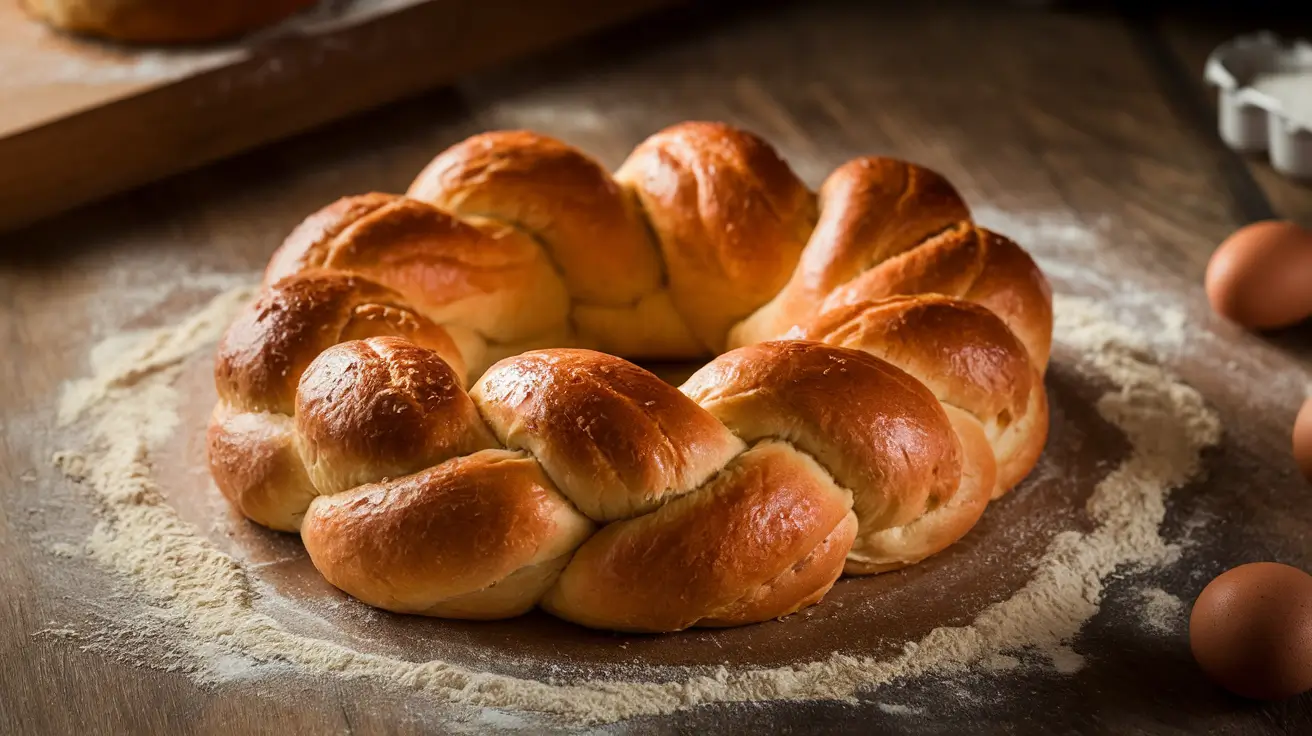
[3,1,1312,733]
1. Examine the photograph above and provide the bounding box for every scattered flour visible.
[45,284,1221,724]
[33,627,79,638]
[984,654,1021,672]
[57,285,256,426]
[1047,647,1087,675]
[46,541,83,558]
[973,208,1192,356]
[1139,587,1187,636]
[973,207,1120,296]
[877,703,924,716]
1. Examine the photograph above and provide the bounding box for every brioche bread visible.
[210,121,1053,632]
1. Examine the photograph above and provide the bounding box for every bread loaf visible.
[20,0,315,43]
[210,121,1053,631]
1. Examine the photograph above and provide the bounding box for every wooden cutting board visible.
[0,0,678,234]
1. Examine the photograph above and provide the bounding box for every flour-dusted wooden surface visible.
[3,2,1312,734]
[0,0,679,233]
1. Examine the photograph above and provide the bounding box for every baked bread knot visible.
[210,121,1053,632]
[20,0,316,43]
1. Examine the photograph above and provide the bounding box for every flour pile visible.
[1139,588,1187,636]
[49,286,1220,724]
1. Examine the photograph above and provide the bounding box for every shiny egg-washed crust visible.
[19,0,315,43]
[210,121,1053,632]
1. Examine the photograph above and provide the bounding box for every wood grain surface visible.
[0,0,680,233]
[3,2,1312,734]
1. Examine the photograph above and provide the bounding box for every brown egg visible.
[1296,398,1312,484]
[1204,220,1312,330]
[1190,562,1312,699]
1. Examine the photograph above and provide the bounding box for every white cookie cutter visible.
[1205,32,1312,180]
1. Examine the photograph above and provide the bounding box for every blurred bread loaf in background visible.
[18,0,319,43]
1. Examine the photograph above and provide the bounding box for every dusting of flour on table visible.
[878,703,924,716]
[48,285,1220,724]
[1139,587,1187,636]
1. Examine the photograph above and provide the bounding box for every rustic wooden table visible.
[4,2,1312,733]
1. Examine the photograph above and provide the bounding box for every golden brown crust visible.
[207,405,315,532]
[408,131,663,307]
[617,121,818,351]
[210,277,468,533]
[263,194,403,285]
[848,405,995,573]
[210,120,1056,631]
[541,442,853,632]
[264,194,570,376]
[700,509,857,627]
[295,337,497,496]
[20,0,316,44]
[682,341,966,569]
[472,348,744,522]
[215,272,463,415]
[302,449,593,618]
[791,295,1046,495]
[807,158,971,284]
[796,296,1031,421]
[996,380,1048,499]
[817,225,1053,369]
[732,158,971,344]
[959,230,1054,371]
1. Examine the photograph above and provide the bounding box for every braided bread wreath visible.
[208,121,1053,633]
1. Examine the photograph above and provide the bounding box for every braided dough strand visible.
[208,121,1053,632]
